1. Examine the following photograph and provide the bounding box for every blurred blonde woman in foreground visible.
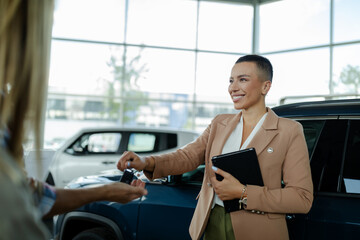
[0,1,147,239]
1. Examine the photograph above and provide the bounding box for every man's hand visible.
[211,166,244,201]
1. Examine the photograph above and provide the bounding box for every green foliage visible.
[105,48,148,123]
[339,64,360,94]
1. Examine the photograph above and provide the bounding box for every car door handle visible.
[102,160,116,165]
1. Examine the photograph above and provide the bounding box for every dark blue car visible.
[55,99,360,240]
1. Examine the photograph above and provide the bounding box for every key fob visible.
[120,169,134,184]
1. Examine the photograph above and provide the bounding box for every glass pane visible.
[128,133,156,152]
[88,133,121,153]
[334,0,360,43]
[198,1,252,53]
[129,99,191,129]
[265,49,330,106]
[45,96,192,133]
[45,94,120,151]
[311,120,347,193]
[126,47,196,95]
[70,135,89,153]
[298,120,326,157]
[259,0,330,52]
[127,0,197,48]
[46,94,121,121]
[49,40,123,95]
[53,0,125,42]
[196,53,239,103]
[195,103,237,132]
[342,120,360,194]
[333,44,360,95]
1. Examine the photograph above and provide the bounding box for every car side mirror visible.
[72,144,88,154]
[83,144,89,153]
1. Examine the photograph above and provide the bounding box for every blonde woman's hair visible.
[0,0,54,166]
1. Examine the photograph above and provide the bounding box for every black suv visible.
[55,99,360,240]
[274,98,360,240]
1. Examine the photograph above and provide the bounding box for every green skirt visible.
[203,205,235,240]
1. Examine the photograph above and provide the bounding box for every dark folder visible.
[211,147,263,213]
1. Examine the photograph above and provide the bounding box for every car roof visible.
[75,126,199,135]
[272,98,360,118]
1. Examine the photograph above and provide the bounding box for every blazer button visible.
[207,182,212,187]
[267,147,274,153]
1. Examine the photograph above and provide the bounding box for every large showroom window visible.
[127,0,197,48]
[52,0,125,42]
[259,0,330,52]
[44,0,360,150]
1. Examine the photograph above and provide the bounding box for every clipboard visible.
[211,147,263,213]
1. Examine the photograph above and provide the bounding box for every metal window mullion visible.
[252,0,260,54]
[118,0,130,125]
[192,0,201,131]
[329,0,334,94]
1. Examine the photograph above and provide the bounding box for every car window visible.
[310,120,348,193]
[298,120,325,157]
[128,133,156,152]
[181,165,205,185]
[65,134,89,154]
[341,120,360,194]
[87,133,121,153]
[66,132,121,154]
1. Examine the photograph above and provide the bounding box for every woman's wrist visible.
[144,156,155,172]
[240,184,247,199]
[239,184,248,209]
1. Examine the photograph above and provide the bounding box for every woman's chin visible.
[233,104,243,110]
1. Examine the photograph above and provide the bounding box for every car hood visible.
[65,169,149,189]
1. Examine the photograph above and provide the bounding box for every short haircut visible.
[235,55,273,82]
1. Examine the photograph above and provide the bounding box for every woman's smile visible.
[232,94,245,102]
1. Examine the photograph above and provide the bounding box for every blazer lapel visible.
[211,112,242,157]
[249,108,279,155]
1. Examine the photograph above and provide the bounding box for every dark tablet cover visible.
[211,148,264,213]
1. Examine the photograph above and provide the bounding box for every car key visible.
[119,169,134,184]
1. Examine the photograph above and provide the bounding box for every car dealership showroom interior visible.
[1,0,360,240]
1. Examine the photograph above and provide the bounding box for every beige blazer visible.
[146,108,313,240]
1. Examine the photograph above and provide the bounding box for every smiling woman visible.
[117,55,313,240]
[229,61,271,111]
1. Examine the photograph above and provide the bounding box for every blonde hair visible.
[0,0,54,166]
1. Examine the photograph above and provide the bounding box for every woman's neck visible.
[242,106,267,128]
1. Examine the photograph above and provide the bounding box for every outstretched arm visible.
[29,179,147,219]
